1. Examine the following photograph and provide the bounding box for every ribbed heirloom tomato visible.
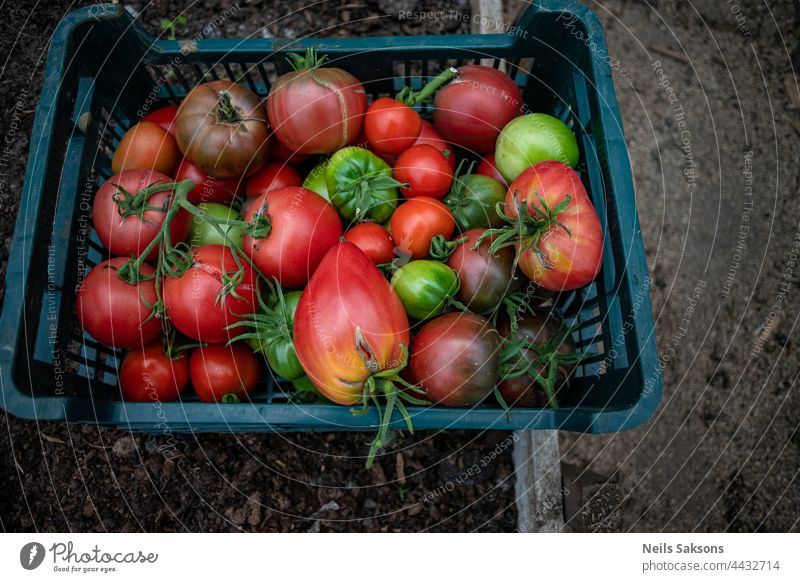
[500,161,603,292]
[242,187,343,288]
[163,244,259,343]
[75,258,161,349]
[267,49,366,154]
[176,80,269,178]
[92,169,191,260]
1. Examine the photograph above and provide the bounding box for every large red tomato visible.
[174,159,241,205]
[163,244,259,343]
[189,343,260,402]
[75,258,161,349]
[504,161,603,291]
[245,161,302,198]
[413,120,456,170]
[92,169,191,260]
[176,80,269,178]
[242,187,342,288]
[119,341,189,402]
[267,51,366,154]
[293,242,410,406]
[433,65,524,154]
[389,197,455,259]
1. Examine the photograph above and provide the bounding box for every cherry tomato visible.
[413,120,456,170]
[163,244,259,343]
[245,161,302,197]
[364,98,421,155]
[92,169,191,260]
[112,121,180,175]
[475,153,508,186]
[119,341,189,402]
[189,343,260,402]
[343,222,395,265]
[142,105,178,135]
[174,158,241,205]
[75,258,161,349]
[390,197,455,259]
[394,144,454,199]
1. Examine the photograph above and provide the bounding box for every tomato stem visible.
[396,67,458,107]
[285,47,328,71]
[428,233,467,261]
[214,90,243,124]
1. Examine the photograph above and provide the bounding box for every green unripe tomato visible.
[495,113,579,182]
[303,160,330,202]
[443,174,507,231]
[391,260,459,320]
[188,202,244,249]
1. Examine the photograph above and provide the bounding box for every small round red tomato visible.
[269,138,309,164]
[142,105,178,135]
[163,245,259,343]
[75,258,161,349]
[476,153,507,186]
[92,169,191,260]
[189,343,260,402]
[394,144,454,199]
[413,120,456,170]
[242,187,343,288]
[245,161,302,198]
[390,197,455,259]
[174,159,241,205]
[119,342,189,402]
[364,98,421,155]
[343,223,395,264]
[112,121,180,175]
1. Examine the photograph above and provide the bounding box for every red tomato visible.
[390,197,455,259]
[506,161,603,291]
[92,169,191,260]
[75,258,161,349]
[268,61,366,154]
[293,242,410,405]
[142,105,178,135]
[112,121,180,175]
[242,187,342,288]
[414,120,456,170]
[344,223,395,264]
[269,138,309,164]
[394,144,454,199]
[119,341,189,402]
[433,65,524,154]
[476,152,508,186]
[163,245,259,343]
[174,159,241,205]
[245,161,302,198]
[189,343,260,402]
[364,98,421,155]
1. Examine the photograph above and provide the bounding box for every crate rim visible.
[0,0,662,434]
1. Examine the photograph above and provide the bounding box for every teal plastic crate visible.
[0,1,660,434]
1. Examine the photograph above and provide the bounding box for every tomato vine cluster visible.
[75,49,604,465]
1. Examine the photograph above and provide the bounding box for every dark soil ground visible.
[2,0,799,532]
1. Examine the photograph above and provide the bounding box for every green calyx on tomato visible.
[285,47,328,71]
[325,146,404,223]
[494,113,579,182]
[443,161,507,231]
[391,260,460,320]
[188,202,244,249]
[428,233,467,261]
[227,281,305,380]
[302,160,331,202]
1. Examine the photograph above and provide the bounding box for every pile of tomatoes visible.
[75,49,603,464]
